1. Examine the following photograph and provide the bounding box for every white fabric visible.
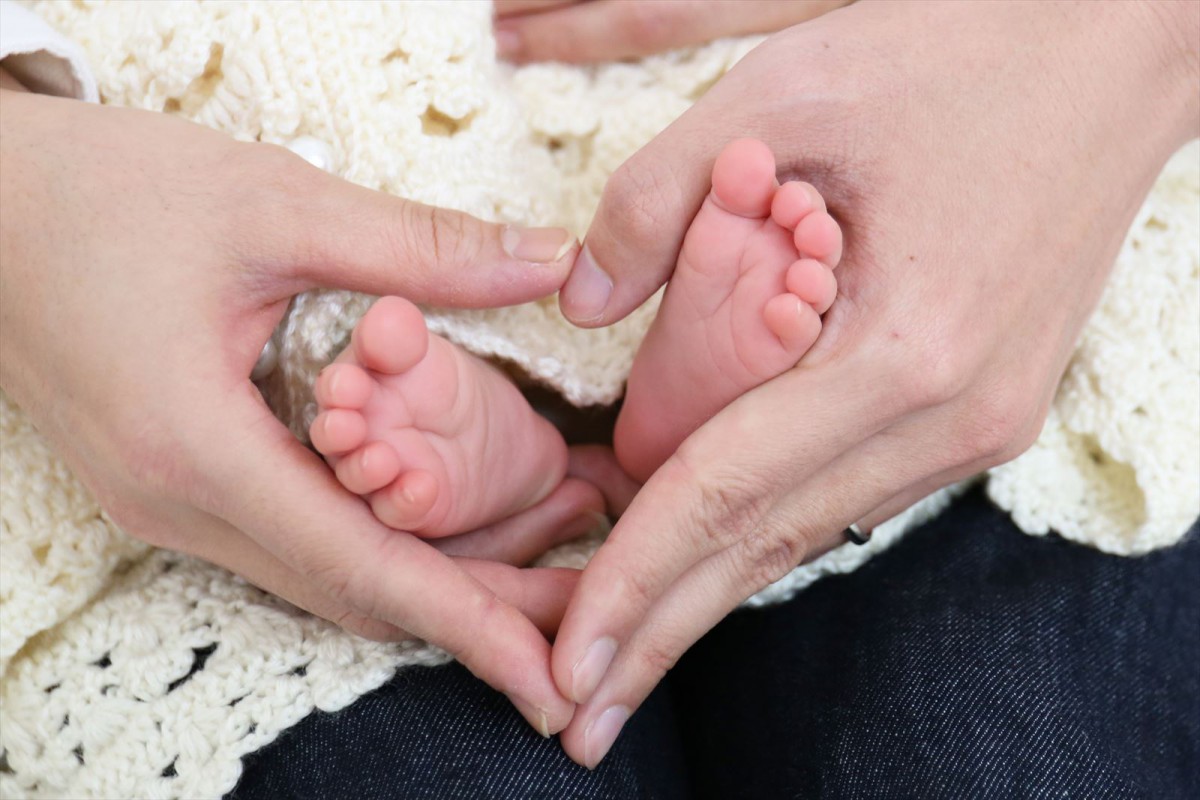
[0,2,1196,798]
[0,0,95,101]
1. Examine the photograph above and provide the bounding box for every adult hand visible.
[493,0,851,64]
[0,82,589,735]
[549,0,1200,766]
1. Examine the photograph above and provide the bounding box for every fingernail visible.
[584,705,630,769]
[501,225,576,264]
[495,28,521,60]
[571,637,617,704]
[507,695,551,738]
[560,245,613,323]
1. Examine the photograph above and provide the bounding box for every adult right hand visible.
[0,82,586,735]
[548,0,1199,767]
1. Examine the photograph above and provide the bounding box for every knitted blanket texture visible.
[1,2,1197,797]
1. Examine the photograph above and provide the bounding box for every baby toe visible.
[763,293,822,354]
[310,408,368,456]
[786,258,838,314]
[352,296,431,375]
[711,138,777,218]
[334,440,402,495]
[794,211,843,267]
[770,181,826,229]
[315,363,374,410]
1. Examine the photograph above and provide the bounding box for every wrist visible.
[1031,0,1200,200]
[1162,2,1199,140]
[1109,1,1200,147]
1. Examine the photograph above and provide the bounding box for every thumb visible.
[559,95,736,326]
[277,157,578,308]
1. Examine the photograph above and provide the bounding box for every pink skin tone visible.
[616,138,841,482]
[310,296,568,537]
[311,138,839,539]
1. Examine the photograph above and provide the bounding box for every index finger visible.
[549,351,893,704]
[201,400,575,736]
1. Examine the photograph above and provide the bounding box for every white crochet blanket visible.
[1,2,1197,798]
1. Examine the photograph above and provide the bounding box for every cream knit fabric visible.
[1,2,1197,797]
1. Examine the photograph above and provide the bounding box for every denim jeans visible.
[231,488,1199,799]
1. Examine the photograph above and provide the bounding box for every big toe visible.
[711,138,777,218]
[352,296,431,375]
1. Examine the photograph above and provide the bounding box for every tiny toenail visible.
[501,225,576,264]
[561,245,613,323]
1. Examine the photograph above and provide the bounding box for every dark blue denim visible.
[231,488,1199,799]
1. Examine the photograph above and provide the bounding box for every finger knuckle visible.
[308,557,362,616]
[964,381,1040,465]
[443,592,519,667]
[634,639,682,681]
[302,536,390,621]
[613,564,666,612]
[673,456,772,549]
[893,329,977,411]
[656,445,792,594]
[397,202,482,276]
[738,526,806,589]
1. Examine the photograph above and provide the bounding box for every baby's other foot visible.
[614,138,842,482]
[310,296,568,536]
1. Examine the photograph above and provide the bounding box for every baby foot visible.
[614,138,843,482]
[310,296,569,537]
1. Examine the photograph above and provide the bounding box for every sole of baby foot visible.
[614,138,843,483]
[311,296,569,536]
